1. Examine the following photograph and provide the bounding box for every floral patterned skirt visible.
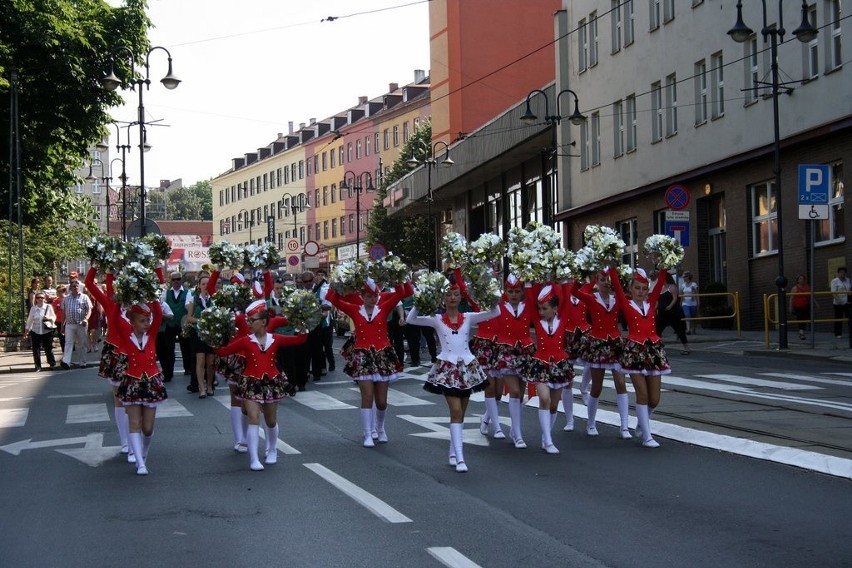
[469,336,498,372]
[110,353,129,388]
[344,346,402,382]
[340,336,355,361]
[217,353,246,386]
[617,339,671,376]
[525,357,573,388]
[98,341,119,381]
[564,328,590,362]
[490,341,534,378]
[423,359,489,398]
[582,335,624,369]
[237,372,295,403]
[117,371,168,407]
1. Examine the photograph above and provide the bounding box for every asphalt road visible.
[1,347,850,568]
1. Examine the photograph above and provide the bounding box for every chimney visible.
[288,121,294,134]
[358,96,368,105]
[414,69,426,83]
[277,132,283,138]
[309,117,316,125]
[388,82,399,92]
[299,122,306,129]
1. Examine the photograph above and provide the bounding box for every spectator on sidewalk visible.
[60,278,92,369]
[51,285,67,353]
[42,276,56,303]
[656,273,690,355]
[26,277,41,314]
[680,271,699,335]
[830,267,851,338]
[790,275,815,341]
[25,292,57,371]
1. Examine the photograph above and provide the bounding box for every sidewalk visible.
[3,327,852,374]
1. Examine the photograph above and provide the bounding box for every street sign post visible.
[285,238,300,254]
[664,210,690,246]
[304,240,320,256]
[664,184,690,211]
[798,164,831,220]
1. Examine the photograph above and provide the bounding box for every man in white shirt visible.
[830,266,851,338]
[60,278,92,369]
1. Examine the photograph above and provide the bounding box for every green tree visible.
[367,120,436,269]
[166,180,213,220]
[0,0,151,225]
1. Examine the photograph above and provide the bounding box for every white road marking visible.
[0,407,28,428]
[348,387,434,407]
[695,374,820,391]
[396,415,491,446]
[155,399,193,418]
[763,373,852,387]
[258,428,301,455]
[47,393,103,399]
[0,397,33,402]
[291,391,355,410]
[304,463,413,523]
[427,547,482,568]
[66,403,110,424]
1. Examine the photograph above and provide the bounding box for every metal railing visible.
[763,290,852,348]
[681,291,741,337]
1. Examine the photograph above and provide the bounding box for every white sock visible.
[538,409,554,447]
[114,407,128,450]
[246,425,263,470]
[508,397,522,440]
[616,393,630,430]
[587,395,599,428]
[580,365,592,394]
[484,397,501,433]
[128,432,146,474]
[360,408,375,447]
[142,434,152,460]
[449,423,465,465]
[230,407,245,445]
[241,413,248,442]
[636,404,654,443]
[265,424,279,463]
[375,409,386,433]
[563,390,574,425]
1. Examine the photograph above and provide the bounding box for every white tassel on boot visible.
[617,393,632,439]
[246,424,264,470]
[635,404,659,448]
[375,409,388,443]
[265,424,279,464]
[586,396,599,436]
[449,423,468,472]
[508,398,526,448]
[230,407,247,452]
[360,408,375,448]
[539,409,559,454]
[562,390,575,431]
[115,407,129,454]
[580,366,592,405]
[484,397,504,439]
[128,432,147,475]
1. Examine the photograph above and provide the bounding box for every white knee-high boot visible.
[230,407,246,451]
[635,404,659,448]
[142,433,152,461]
[586,396,599,436]
[508,398,526,448]
[484,397,503,438]
[580,366,592,404]
[375,409,388,443]
[115,407,129,452]
[128,432,147,475]
[448,438,457,466]
[246,425,264,470]
[360,408,375,447]
[264,424,279,464]
[616,393,631,439]
[538,409,558,454]
[562,390,575,431]
[371,402,378,439]
[449,423,467,472]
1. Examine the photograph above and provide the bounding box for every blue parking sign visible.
[798,164,831,204]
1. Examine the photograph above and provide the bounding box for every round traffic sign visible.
[303,240,320,256]
[287,255,300,266]
[285,238,300,253]
[369,243,387,261]
[665,184,690,210]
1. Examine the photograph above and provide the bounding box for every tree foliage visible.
[366,120,436,269]
[0,0,151,226]
[166,180,213,220]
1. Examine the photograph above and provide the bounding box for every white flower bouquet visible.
[282,289,322,333]
[551,248,576,282]
[584,225,625,267]
[209,241,244,269]
[141,234,171,262]
[441,232,468,269]
[126,240,156,269]
[573,246,599,281]
[463,264,502,311]
[197,306,235,348]
[644,234,684,269]
[368,254,409,286]
[615,263,634,288]
[244,242,280,269]
[331,259,369,295]
[85,235,125,271]
[507,222,564,282]
[413,271,450,315]
[112,262,162,306]
[467,232,505,267]
[213,284,254,313]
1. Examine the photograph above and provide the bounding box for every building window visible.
[816,161,845,243]
[348,214,355,234]
[322,186,328,206]
[393,125,400,147]
[751,180,778,256]
[356,139,362,159]
[589,12,599,67]
[92,181,101,194]
[710,51,725,119]
[613,100,624,157]
[626,94,637,152]
[617,218,638,267]
[403,121,410,143]
[383,129,390,150]
[651,81,663,142]
[611,1,623,53]
[263,173,268,190]
[323,221,329,240]
[662,0,674,23]
[284,167,290,185]
[365,136,371,156]
[578,18,588,72]
[332,218,337,238]
[694,59,708,125]
[340,215,346,236]
[745,35,761,104]
[250,178,255,196]
[827,0,842,71]
[591,111,601,166]
[331,183,337,204]
[708,193,727,285]
[313,156,318,174]
[314,189,320,208]
[300,226,305,244]
[347,143,353,163]
[804,4,819,80]
[322,152,327,171]
[375,132,381,154]
[624,0,635,45]
[298,161,304,179]
[330,149,336,169]
[649,0,661,30]
[580,118,590,170]
[665,73,677,136]
[339,146,344,165]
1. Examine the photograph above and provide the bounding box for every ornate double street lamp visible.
[520,88,586,225]
[280,192,311,243]
[727,0,818,349]
[101,46,180,237]
[85,158,110,235]
[407,141,454,270]
[340,172,376,261]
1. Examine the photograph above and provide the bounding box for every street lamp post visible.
[339,172,376,261]
[108,123,132,240]
[406,141,454,270]
[280,192,310,244]
[237,208,255,243]
[520,88,586,226]
[101,46,180,237]
[727,0,818,350]
[85,158,110,235]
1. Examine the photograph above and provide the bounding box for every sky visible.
[105,0,431,188]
